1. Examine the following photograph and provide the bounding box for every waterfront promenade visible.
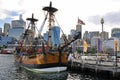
[73,57,120,71]
[68,54,120,79]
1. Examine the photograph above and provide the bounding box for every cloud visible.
[104,11,120,25]
[0,10,22,22]
[0,9,23,28]
[88,10,120,26]
[0,17,12,28]
[112,0,120,1]
[0,0,25,19]
[0,17,12,24]
[0,9,23,20]
[18,0,25,6]
[88,15,101,25]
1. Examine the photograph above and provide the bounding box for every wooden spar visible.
[26,14,38,48]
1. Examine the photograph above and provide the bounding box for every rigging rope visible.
[53,15,69,44]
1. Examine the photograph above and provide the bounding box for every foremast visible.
[43,1,58,49]
[26,14,38,49]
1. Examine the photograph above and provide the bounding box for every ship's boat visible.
[1,48,13,54]
[14,2,80,73]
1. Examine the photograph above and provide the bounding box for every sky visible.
[0,0,120,37]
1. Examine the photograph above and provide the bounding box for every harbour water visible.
[0,54,107,80]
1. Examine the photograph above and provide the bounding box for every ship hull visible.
[23,66,67,73]
[14,51,68,73]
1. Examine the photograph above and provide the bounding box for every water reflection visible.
[15,66,68,80]
[14,58,68,80]
[0,54,114,80]
[0,54,28,80]
[67,72,108,80]
[24,69,68,80]
[0,54,68,80]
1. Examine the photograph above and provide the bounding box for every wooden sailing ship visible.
[14,2,80,73]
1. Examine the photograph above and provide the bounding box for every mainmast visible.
[43,1,58,48]
[26,14,38,48]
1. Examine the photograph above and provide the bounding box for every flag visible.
[97,38,102,52]
[83,40,88,52]
[78,18,85,25]
[114,40,119,51]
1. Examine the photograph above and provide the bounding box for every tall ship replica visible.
[14,2,80,73]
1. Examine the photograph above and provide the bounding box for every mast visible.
[26,14,38,48]
[43,1,58,48]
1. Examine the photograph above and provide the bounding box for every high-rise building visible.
[0,28,2,35]
[89,31,100,39]
[8,15,26,40]
[11,14,26,28]
[83,31,90,44]
[76,23,82,39]
[70,29,77,38]
[4,23,10,36]
[103,37,119,52]
[51,26,60,47]
[8,27,25,40]
[91,36,101,47]
[100,31,109,40]
[111,28,120,39]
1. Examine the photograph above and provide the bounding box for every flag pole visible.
[96,39,98,64]
[82,40,84,62]
[82,40,84,70]
[96,38,100,64]
[82,40,88,65]
[114,40,118,74]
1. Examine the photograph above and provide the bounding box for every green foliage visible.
[0,46,3,50]
[76,49,81,53]
[88,47,97,54]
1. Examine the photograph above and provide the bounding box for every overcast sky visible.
[0,0,120,37]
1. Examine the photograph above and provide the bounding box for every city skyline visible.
[0,0,120,36]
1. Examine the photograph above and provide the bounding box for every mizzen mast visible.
[43,1,58,48]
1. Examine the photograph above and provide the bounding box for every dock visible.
[67,55,120,79]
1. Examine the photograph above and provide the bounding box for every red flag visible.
[78,18,85,25]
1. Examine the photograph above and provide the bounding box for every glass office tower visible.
[51,26,60,47]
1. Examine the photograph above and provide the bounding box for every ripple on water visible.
[0,54,108,80]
